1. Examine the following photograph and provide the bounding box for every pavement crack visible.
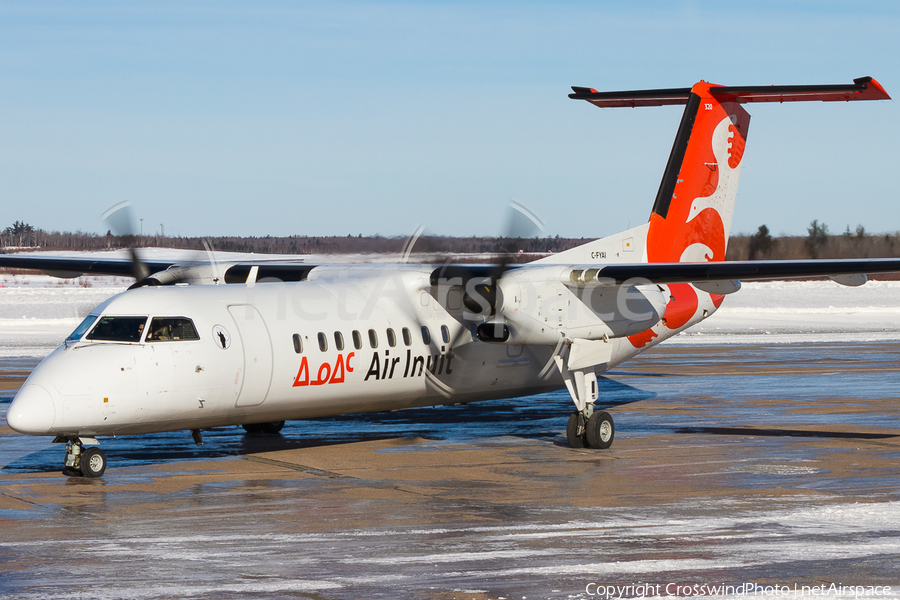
[242,456,431,497]
[0,491,50,510]
[243,455,356,479]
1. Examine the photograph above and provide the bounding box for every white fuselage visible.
[7,265,720,437]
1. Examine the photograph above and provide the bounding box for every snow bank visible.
[3,274,899,357]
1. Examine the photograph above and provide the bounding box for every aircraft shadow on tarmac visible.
[674,426,900,440]
[2,377,654,474]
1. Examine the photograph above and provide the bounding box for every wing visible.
[562,258,900,287]
[0,252,319,285]
[0,255,176,278]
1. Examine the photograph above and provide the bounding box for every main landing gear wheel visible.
[566,411,615,450]
[80,447,107,478]
[242,421,285,435]
[585,411,615,449]
[566,412,587,448]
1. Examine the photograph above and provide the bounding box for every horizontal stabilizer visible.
[569,77,890,107]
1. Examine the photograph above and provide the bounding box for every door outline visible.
[228,305,274,407]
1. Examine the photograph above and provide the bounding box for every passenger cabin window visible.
[145,317,200,342]
[402,327,411,346]
[441,325,450,344]
[352,330,362,350]
[86,316,148,343]
[386,328,396,347]
[334,331,345,351]
[368,329,378,348]
[318,332,328,352]
[292,333,303,354]
[421,326,431,345]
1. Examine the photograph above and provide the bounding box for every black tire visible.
[566,412,586,448]
[260,421,285,434]
[585,411,615,450]
[80,447,107,478]
[242,421,285,435]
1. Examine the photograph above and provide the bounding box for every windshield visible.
[85,316,148,342]
[67,314,98,342]
[146,317,200,342]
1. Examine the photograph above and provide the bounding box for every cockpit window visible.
[86,316,148,342]
[146,317,200,342]
[67,314,99,342]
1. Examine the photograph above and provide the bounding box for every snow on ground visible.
[3,246,492,264]
[681,280,900,345]
[2,272,900,357]
[0,274,131,357]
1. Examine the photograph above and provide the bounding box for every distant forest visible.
[3,219,900,262]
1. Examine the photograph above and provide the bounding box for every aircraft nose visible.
[7,384,56,435]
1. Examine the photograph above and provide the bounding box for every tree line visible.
[1,221,589,259]
[4,220,900,261]
[726,222,900,261]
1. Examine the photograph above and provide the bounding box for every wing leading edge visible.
[563,258,900,287]
[0,255,177,278]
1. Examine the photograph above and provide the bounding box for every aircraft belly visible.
[258,342,564,420]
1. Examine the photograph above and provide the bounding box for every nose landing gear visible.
[61,437,107,478]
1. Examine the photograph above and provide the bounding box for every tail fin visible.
[645,81,750,263]
[569,77,890,264]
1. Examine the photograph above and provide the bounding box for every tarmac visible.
[2,342,900,599]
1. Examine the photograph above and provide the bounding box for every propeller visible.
[429,200,545,347]
[401,224,427,263]
[102,201,227,287]
[101,200,150,282]
[416,201,547,400]
[201,238,223,284]
[476,199,544,317]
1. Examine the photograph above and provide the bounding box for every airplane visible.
[2,76,897,478]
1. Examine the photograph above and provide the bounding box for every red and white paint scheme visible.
[2,77,896,477]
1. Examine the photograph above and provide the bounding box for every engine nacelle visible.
[134,264,228,288]
[495,269,668,344]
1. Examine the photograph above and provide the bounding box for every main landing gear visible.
[566,407,615,449]
[553,346,616,450]
[61,437,107,478]
[242,420,285,434]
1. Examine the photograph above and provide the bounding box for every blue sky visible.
[0,1,897,240]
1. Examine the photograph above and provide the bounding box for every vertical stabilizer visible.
[563,76,889,266]
[646,82,750,264]
[563,76,890,348]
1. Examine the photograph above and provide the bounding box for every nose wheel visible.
[62,438,107,478]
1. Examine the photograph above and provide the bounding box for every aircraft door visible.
[228,305,274,407]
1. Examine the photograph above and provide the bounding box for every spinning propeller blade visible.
[101,200,150,282]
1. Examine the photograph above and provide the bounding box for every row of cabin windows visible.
[292,325,450,354]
